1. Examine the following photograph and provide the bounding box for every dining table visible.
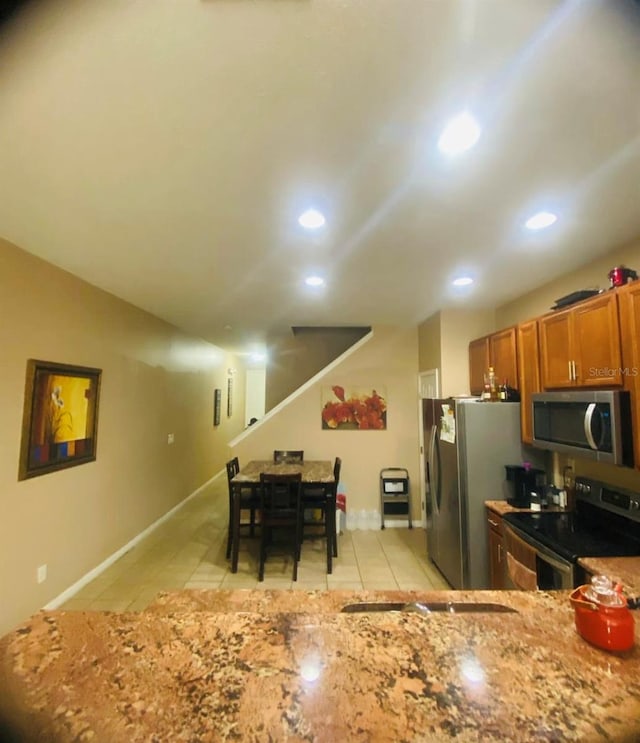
[229,460,335,573]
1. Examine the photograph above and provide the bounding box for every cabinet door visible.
[486,510,505,590]
[469,336,490,396]
[517,320,540,444]
[489,327,518,388]
[539,309,573,388]
[617,282,640,469]
[573,293,622,387]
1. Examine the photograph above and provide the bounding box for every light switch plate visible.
[167,433,175,444]
[37,564,47,583]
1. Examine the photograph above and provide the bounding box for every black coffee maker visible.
[505,464,546,507]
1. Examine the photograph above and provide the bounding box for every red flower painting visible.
[321,385,387,430]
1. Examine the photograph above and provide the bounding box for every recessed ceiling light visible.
[452,276,474,287]
[298,209,326,230]
[250,352,266,363]
[525,211,557,230]
[305,276,325,287]
[438,111,481,155]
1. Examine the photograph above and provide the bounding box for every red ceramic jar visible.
[570,584,635,653]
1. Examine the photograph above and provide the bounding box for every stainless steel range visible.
[502,477,640,589]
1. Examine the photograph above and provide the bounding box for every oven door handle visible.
[537,548,573,577]
[584,403,600,451]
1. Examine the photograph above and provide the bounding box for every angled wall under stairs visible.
[265,326,371,411]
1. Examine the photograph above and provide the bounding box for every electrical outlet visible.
[37,564,47,583]
[566,458,575,471]
[167,433,175,445]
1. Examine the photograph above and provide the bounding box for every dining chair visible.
[258,472,303,581]
[225,457,260,560]
[273,450,304,464]
[300,456,341,574]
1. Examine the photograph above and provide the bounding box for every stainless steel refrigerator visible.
[424,397,541,589]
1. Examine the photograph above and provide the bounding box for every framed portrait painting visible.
[18,359,102,480]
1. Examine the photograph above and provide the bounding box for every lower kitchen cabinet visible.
[486,508,506,589]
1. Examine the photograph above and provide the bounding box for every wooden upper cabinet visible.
[489,327,518,388]
[539,292,622,389]
[539,308,573,388]
[516,320,540,444]
[469,328,518,396]
[573,293,622,386]
[617,281,640,469]
[469,336,490,395]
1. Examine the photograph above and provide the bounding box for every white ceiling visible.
[1,0,639,355]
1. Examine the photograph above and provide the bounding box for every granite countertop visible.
[1,589,639,742]
[485,500,566,516]
[578,557,640,595]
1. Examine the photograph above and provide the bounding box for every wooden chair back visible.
[273,450,304,464]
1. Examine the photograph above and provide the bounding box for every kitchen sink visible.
[341,601,517,614]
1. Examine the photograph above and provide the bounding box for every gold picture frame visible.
[18,359,102,480]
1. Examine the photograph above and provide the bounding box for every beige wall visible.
[231,326,422,519]
[0,239,247,635]
[417,312,441,373]
[440,308,495,397]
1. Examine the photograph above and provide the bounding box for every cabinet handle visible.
[568,361,572,381]
[572,360,577,381]
[488,518,499,528]
[498,543,503,563]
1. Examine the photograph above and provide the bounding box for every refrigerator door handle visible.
[427,424,437,486]
[432,427,441,514]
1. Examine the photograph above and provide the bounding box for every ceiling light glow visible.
[305,276,325,287]
[438,111,481,155]
[298,209,326,230]
[525,211,557,230]
[452,276,474,287]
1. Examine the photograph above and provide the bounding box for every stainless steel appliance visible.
[503,477,640,590]
[531,390,633,467]
[424,398,542,589]
[504,464,546,507]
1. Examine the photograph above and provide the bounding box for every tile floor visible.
[60,475,451,612]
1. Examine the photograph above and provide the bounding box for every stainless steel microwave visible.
[531,390,633,467]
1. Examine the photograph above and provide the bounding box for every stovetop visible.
[502,477,640,564]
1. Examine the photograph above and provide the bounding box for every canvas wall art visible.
[321,385,387,430]
[18,359,102,480]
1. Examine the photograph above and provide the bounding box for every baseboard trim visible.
[44,469,225,609]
